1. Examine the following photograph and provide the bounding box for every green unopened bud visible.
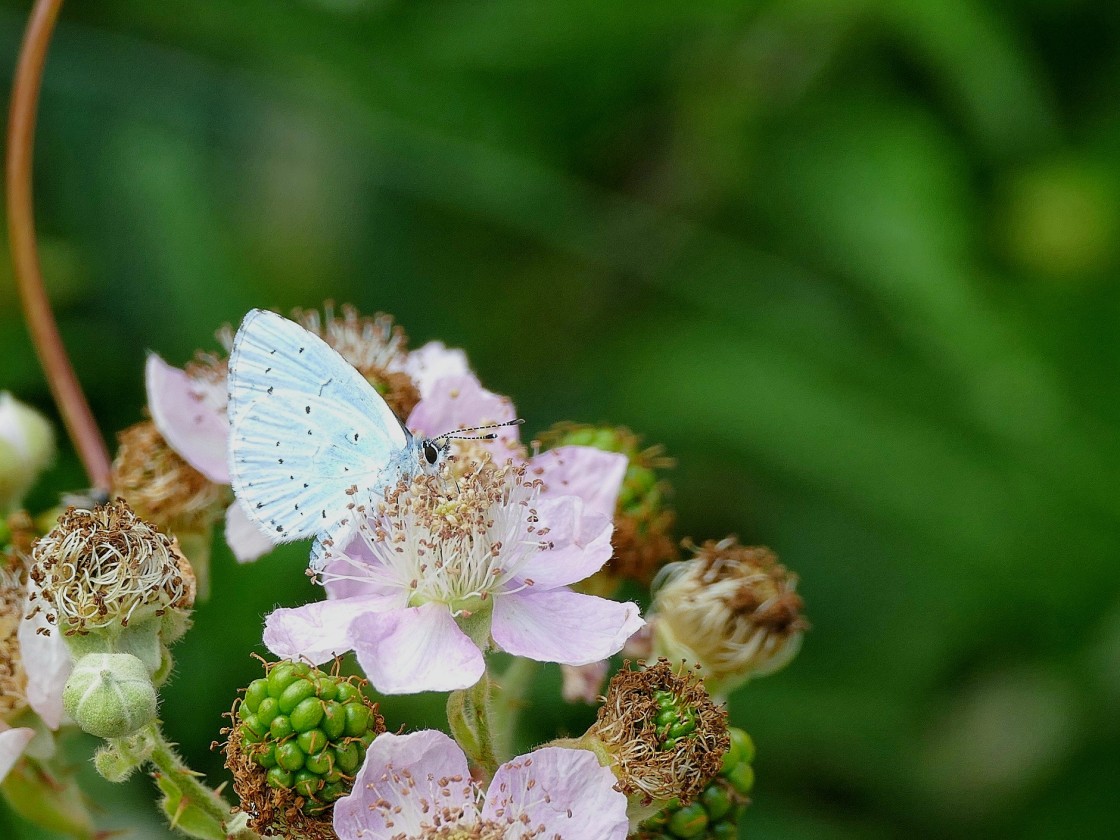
[0,393,55,513]
[63,653,157,739]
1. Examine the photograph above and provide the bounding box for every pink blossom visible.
[0,724,34,783]
[333,730,628,840]
[561,660,610,705]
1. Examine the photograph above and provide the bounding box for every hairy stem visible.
[490,656,538,763]
[6,0,111,490]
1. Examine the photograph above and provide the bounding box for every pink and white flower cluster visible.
[264,375,643,694]
[332,730,628,840]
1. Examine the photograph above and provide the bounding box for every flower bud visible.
[63,653,157,739]
[585,660,728,815]
[28,500,195,641]
[651,538,807,698]
[222,659,385,837]
[541,423,678,593]
[0,393,55,513]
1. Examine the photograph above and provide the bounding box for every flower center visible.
[325,463,548,615]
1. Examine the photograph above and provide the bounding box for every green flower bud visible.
[63,653,157,739]
[0,393,55,514]
[223,659,385,835]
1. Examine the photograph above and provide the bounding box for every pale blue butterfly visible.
[226,308,517,570]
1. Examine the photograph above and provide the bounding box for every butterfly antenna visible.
[440,417,524,442]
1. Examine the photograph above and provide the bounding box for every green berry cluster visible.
[638,727,755,839]
[236,662,380,815]
[654,689,698,750]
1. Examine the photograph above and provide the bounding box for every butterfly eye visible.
[423,441,441,465]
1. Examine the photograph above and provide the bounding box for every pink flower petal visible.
[224,501,276,563]
[530,446,627,522]
[334,730,477,840]
[406,375,519,447]
[18,583,71,729]
[0,726,35,784]
[351,604,485,694]
[491,589,644,666]
[145,354,230,483]
[516,499,614,589]
[482,746,628,840]
[263,596,390,664]
[401,342,473,398]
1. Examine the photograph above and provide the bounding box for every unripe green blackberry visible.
[225,660,384,836]
[540,423,678,592]
[636,727,755,840]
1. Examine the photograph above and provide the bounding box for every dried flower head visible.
[0,555,28,720]
[110,421,228,533]
[29,500,194,636]
[292,303,420,419]
[652,538,807,697]
[590,659,728,806]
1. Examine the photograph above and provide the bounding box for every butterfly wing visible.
[227,309,413,543]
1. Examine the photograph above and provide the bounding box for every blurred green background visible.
[2,0,1118,837]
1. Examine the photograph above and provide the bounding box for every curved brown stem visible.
[7,0,111,491]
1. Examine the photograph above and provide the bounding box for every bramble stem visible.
[491,657,538,763]
[6,0,112,491]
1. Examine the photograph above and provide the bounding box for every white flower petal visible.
[0,726,35,784]
[531,446,627,522]
[18,581,71,729]
[406,374,518,447]
[516,500,614,589]
[263,596,388,664]
[491,589,644,666]
[334,730,477,840]
[224,501,276,563]
[482,746,628,840]
[351,604,485,694]
[145,354,230,483]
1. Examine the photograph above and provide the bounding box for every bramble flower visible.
[650,538,807,698]
[264,460,643,694]
[145,304,473,563]
[332,729,629,840]
[0,392,55,514]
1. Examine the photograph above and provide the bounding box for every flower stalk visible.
[6,0,111,491]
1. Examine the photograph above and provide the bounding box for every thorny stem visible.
[146,724,258,839]
[6,0,112,491]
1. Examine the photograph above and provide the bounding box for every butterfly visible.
[226,308,516,570]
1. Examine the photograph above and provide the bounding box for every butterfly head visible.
[417,418,525,475]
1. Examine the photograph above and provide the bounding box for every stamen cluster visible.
[29,500,194,635]
[591,660,728,805]
[333,462,546,612]
[110,421,227,532]
[653,538,807,692]
[0,556,27,719]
